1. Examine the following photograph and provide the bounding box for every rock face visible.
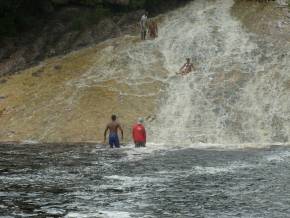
[0,35,166,143]
[0,9,143,76]
[2,0,289,144]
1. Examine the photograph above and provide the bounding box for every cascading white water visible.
[149,0,290,145]
[68,0,290,146]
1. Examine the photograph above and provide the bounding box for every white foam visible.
[117,141,290,163]
[264,151,290,162]
[98,211,132,218]
[65,212,108,218]
[103,174,168,186]
[148,0,290,145]
[193,162,255,175]
[155,161,256,178]
[21,140,39,144]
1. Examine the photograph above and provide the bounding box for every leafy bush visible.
[128,0,146,9]
[70,5,111,30]
[0,17,16,36]
[71,17,84,31]
[0,0,44,37]
[0,0,189,37]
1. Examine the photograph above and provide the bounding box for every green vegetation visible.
[70,5,111,31]
[128,0,147,9]
[0,0,189,37]
[0,0,45,37]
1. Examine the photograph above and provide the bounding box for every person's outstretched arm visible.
[104,125,109,143]
[179,63,186,72]
[118,124,124,141]
[155,23,158,36]
[144,127,146,143]
[132,126,136,143]
[191,63,195,71]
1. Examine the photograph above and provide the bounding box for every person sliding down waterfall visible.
[176,58,194,76]
[104,114,124,148]
[132,118,146,147]
[140,12,148,40]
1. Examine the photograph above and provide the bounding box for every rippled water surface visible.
[1,143,290,217]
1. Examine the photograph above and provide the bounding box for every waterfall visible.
[65,0,290,146]
[148,0,290,145]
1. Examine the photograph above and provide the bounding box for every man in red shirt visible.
[132,118,146,147]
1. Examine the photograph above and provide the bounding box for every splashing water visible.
[148,0,290,146]
[63,0,290,147]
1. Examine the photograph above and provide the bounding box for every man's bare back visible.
[106,121,121,134]
[104,115,124,148]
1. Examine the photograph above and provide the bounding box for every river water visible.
[1,143,290,217]
[2,0,290,217]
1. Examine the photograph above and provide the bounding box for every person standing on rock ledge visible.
[104,115,124,148]
[140,12,149,40]
[148,19,158,39]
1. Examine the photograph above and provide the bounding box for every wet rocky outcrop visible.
[2,0,290,144]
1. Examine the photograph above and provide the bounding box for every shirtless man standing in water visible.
[104,115,124,148]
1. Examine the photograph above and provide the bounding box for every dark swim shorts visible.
[109,133,120,148]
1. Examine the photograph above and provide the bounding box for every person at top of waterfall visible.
[132,118,146,148]
[140,12,149,40]
[176,58,194,75]
[104,114,124,148]
[148,18,158,39]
